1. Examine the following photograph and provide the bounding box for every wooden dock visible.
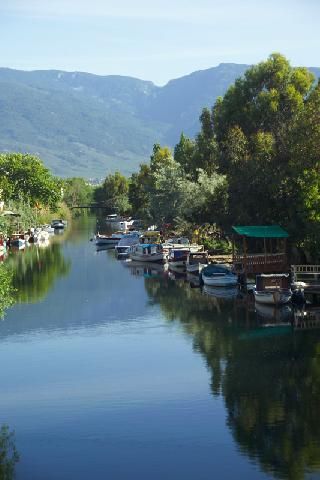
[208,254,233,263]
[291,265,320,291]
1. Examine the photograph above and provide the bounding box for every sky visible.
[0,0,319,85]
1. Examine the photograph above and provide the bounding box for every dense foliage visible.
[62,177,94,208]
[97,54,320,256]
[0,153,61,208]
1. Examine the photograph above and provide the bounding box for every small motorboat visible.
[42,224,55,234]
[95,232,124,246]
[253,274,292,305]
[201,263,238,287]
[168,248,190,270]
[35,230,50,243]
[115,232,140,256]
[105,214,134,231]
[186,252,209,275]
[129,243,167,263]
[162,237,204,254]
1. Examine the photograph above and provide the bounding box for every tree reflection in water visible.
[0,265,15,319]
[8,243,70,304]
[0,425,19,479]
[144,275,320,480]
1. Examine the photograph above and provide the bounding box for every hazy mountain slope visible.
[0,64,318,177]
[0,75,167,177]
[146,63,249,142]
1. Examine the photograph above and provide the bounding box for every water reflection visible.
[0,425,19,480]
[7,243,70,304]
[144,275,320,479]
[2,217,320,479]
[203,284,239,299]
[122,260,168,279]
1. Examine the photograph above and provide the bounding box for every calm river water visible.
[2,216,320,479]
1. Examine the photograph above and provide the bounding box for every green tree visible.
[174,133,196,176]
[62,177,93,208]
[192,108,219,175]
[95,171,130,215]
[128,164,152,219]
[0,153,61,208]
[211,53,318,242]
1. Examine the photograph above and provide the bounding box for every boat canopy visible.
[232,225,289,238]
[170,249,189,259]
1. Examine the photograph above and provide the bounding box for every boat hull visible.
[96,239,120,246]
[186,263,207,274]
[168,260,187,269]
[95,235,122,246]
[129,253,167,263]
[202,274,238,287]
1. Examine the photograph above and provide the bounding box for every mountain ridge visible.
[0,63,319,177]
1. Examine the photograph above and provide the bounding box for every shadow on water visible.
[143,274,320,480]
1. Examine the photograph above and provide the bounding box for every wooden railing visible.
[233,253,287,273]
[291,265,320,284]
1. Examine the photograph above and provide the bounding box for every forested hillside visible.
[0,63,319,177]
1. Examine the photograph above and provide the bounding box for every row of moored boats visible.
[0,219,67,252]
[96,215,300,307]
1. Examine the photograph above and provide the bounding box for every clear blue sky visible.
[1,0,319,85]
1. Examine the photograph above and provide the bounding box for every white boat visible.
[129,243,167,263]
[115,232,140,256]
[95,232,124,246]
[201,264,238,287]
[253,274,292,305]
[168,248,190,269]
[186,252,209,274]
[105,213,120,223]
[106,214,134,231]
[35,230,50,243]
[43,224,55,234]
[140,231,162,244]
[163,237,204,254]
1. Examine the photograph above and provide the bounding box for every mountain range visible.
[0,64,319,178]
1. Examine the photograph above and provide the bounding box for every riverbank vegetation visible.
[96,53,320,258]
[0,154,90,236]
